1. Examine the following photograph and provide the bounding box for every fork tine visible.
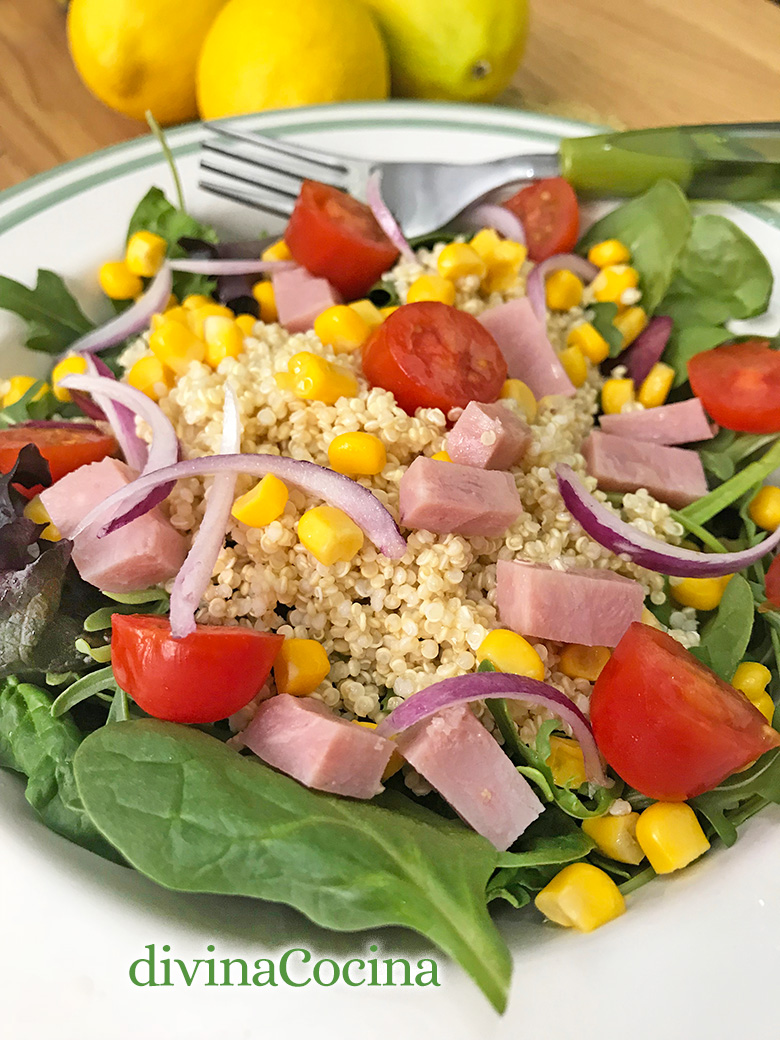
[202,140,348,193]
[208,123,350,173]
[198,172,296,220]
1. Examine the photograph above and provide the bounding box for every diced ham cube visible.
[399,455,522,537]
[478,297,576,399]
[242,694,394,799]
[272,267,342,333]
[496,559,644,647]
[582,430,708,508]
[599,398,715,445]
[40,457,187,593]
[396,705,543,850]
[447,400,532,470]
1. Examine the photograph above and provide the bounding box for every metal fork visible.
[199,124,559,239]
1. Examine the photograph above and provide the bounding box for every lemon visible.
[361,0,530,102]
[196,0,389,119]
[67,0,227,124]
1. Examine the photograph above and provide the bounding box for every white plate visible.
[1,101,780,1040]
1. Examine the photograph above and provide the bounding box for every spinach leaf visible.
[588,301,624,358]
[0,678,122,862]
[0,270,93,355]
[691,748,780,847]
[664,324,731,388]
[74,719,512,1012]
[690,575,754,680]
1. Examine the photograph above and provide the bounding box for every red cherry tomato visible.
[0,423,117,497]
[361,301,507,415]
[688,339,780,433]
[765,554,780,609]
[590,622,780,801]
[111,614,284,724]
[503,177,580,262]
[284,180,399,299]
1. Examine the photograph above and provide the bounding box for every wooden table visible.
[2,0,779,190]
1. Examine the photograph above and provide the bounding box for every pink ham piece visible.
[446,400,532,470]
[496,559,644,647]
[582,430,708,508]
[40,456,187,593]
[478,297,576,399]
[272,267,342,333]
[399,455,522,537]
[396,704,543,850]
[242,694,394,799]
[599,398,715,446]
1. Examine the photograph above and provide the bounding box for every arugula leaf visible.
[664,324,731,388]
[691,748,780,847]
[0,270,93,355]
[690,575,754,679]
[679,438,780,527]
[588,301,624,358]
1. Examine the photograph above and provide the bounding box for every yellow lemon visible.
[196,0,389,119]
[68,0,227,123]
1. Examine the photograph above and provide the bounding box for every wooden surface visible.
[1,0,779,190]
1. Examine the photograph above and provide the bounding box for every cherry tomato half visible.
[284,180,399,300]
[590,622,780,801]
[688,339,780,433]
[0,423,117,484]
[111,614,284,724]
[503,177,580,262]
[361,301,507,415]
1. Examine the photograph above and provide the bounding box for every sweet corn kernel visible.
[567,322,610,364]
[2,376,49,408]
[436,242,487,281]
[287,352,358,404]
[23,495,60,541]
[582,812,645,865]
[235,314,257,335]
[535,863,626,932]
[587,239,631,269]
[328,432,387,476]
[354,720,405,779]
[407,274,456,306]
[126,355,174,401]
[262,239,293,263]
[98,261,142,300]
[592,264,640,306]
[151,305,189,331]
[546,269,584,311]
[125,230,167,277]
[251,281,278,324]
[182,294,215,311]
[749,485,780,532]
[203,316,245,368]
[231,474,289,527]
[752,691,776,723]
[298,505,364,566]
[732,662,772,701]
[51,355,88,402]
[349,299,384,328]
[601,378,635,415]
[163,294,179,311]
[559,644,611,682]
[314,305,372,354]
[274,638,330,696]
[613,305,648,349]
[430,450,452,462]
[635,803,710,874]
[558,345,588,388]
[476,629,544,680]
[379,306,399,318]
[547,735,587,788]
[186,303,234,337]
[274,372,295,391]
[499,379,537,423]
[641,607,662,629]
[669,574,732,611]
[638,362,674,408]
[482,239,527,294]
[148,320,206,376]
[470,228,503,262]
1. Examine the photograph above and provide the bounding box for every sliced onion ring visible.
[454,202,526,243]
[168,258,297,276]
[376,671,608,787]
[557,463,780,577]
[82,355,147,472]
[607,315,673,384]
[366,171,415,263]
[526,254,599,320]
[65,264,173,356]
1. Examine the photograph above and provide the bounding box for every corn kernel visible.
[99,261,142,300]
[635,803,710,874]
[298,505,364,566]
[287,352,358,404]
[601,378,635,415]
[23,495,60,541]
[262,239,293,263]
[749,485,780,532]
[151,305,189,331]
[328,432,387,476]
[51,355,88,402]
[354,721,405,779]
[125,230,167,277]
[349,299,384,328]
[231,474,289,527]
[752,691,776,722]
[437,242,487,281]
[251,281,278,324]
[314,305,372,354]
[582,812,645,865]
[499,379,537,423]
[567,323,610,365]
[482,239,528,294]
[406,274,456,306]
[235,314,257,335]
[476,629,544,680]
[546,269,584,311]
[380,306,399,319]
[126,355,174,401]
[732,662,772,701]
[592,264,640,306]
[203,316,245,368]
[559,644,611,682]
[182,294,215,311]
[558,345,588,388]
[2,376,49,408]
[535,863,626,932]
[274,372,295,391]
[587,239,631,269]
[638,362,674,408]
[470,228,503,262]
[163,294,179,311]
[547,735,587,788]
[641,606,662,629]
[669,574,732,611]
[430,450,452,462]
[274,638,330,696]
[613,306,648,349]
[186,303,234,337]
[148,320,206,376]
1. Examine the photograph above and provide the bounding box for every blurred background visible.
[2,0,778,189]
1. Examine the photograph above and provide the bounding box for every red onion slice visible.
[526,254,600,320]
[169,383,242,639]
[376,671,608,786]
[606,315,673,384]
[366,171,415,264]
[65,264,173,356]
[557,463,780,577]
[455,202,526,243]
[168,258,297,276]
[82,355,148,472]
